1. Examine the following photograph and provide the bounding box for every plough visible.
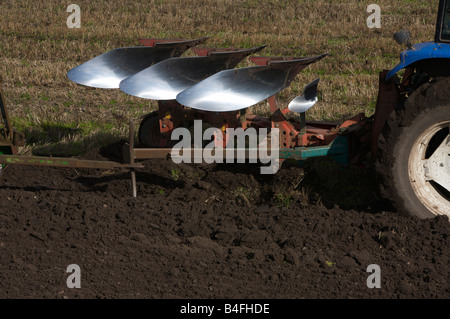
[0,0,449,219]
[0,36,369,195]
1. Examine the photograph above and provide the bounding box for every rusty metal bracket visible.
[371,70,402,156]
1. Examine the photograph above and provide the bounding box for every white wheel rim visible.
[409,120,450,217]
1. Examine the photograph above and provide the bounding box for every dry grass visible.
[0,0,440,154]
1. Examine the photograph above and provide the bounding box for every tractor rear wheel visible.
[376,78,450,219]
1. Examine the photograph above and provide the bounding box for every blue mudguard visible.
[386,41,450,81]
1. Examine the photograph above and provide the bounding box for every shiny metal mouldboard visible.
[67,37,209,89]
[176,53,328,112]
[119,46,266,100]
[288,78,320,113]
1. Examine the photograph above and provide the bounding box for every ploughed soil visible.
[0,142,448,299]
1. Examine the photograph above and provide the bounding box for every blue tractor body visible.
[387,0,450,81]
[387,42,450,81]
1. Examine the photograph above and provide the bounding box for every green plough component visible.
[279,136,349,165]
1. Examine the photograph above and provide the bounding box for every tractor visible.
[373,0,450,218]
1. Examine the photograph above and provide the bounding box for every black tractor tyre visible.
[376,77,450,219]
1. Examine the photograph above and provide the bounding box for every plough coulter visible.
[0,1,449,219]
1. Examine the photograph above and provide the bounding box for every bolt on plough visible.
[0,36,369,197]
